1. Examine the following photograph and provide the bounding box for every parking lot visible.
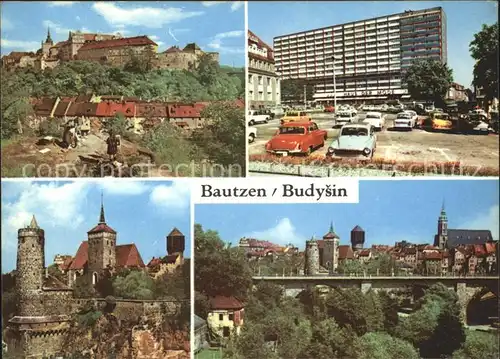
[249,112,499,169]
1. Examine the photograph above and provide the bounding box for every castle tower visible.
[87,195,116,285]
[350,225,365,251]
[167,228,185,257]
[16,215,45,316]
[322,222,340,272]
[41,27,54,56]
[305,237,320,276]
[434,201,448,249]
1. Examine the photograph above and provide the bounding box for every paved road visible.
[249,112,499,169]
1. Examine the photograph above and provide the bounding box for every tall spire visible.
[329,221,334,233]
[29,215,39,229]
[46,27,52,43]
[99,192,106,224]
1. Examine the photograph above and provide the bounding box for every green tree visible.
[112,270,155,299]
[280,79,314,105]
[378,291,399,334]
[470,22,498,101]
[358,332,419,359]
[452,330,499,359]
[403,58,453,106]
[95,269,114,298]
[191,102,245,175]
[194,225,253,300]
[106,112,129,138]
[47,263,67,283]
[196,53,220,87]
[337,259,365,275]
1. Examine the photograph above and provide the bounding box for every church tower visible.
[41,27,54,56]
[16,215,45,316]
[434,202,448,249]
[87,195,116,285]
[322,221,340,273]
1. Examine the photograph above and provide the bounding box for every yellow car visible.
[280,110,311,124]
[422,112,456,131]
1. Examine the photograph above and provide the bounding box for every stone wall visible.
[23,330,68,359]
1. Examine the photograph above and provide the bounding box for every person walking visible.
[106,130,119,161]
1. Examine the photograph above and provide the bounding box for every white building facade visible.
[273,7,447,103]
[248,30,281,109]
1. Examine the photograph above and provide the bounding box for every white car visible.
[248,110,270,126]
[394,112,416,130]
[335,111,358,126]
[363,112,386,130]
[404,110,418,125]
[248,127,257,143]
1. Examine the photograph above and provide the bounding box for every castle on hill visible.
[5,197,186,358]
[1,28,219,71]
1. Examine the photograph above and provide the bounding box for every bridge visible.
[252,275,499,323]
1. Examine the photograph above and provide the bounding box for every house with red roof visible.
[207,296,245,338]
[146,228,186,278]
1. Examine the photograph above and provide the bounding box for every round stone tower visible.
[304,237,319,276]
[350,225,365,251]
[17,215,45,316]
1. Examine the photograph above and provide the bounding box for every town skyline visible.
[195,180,499,250]
[249,0,498,88]
[1,180,191,273]
[1,1,245,66]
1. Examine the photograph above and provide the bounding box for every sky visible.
[249,1,499,88]
[0,1,245,66]
[195,179,499,250]
[1,180,191,273]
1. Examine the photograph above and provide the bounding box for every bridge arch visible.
[466,288,498,326]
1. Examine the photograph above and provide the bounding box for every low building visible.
[167,103,206,129]
[207,296,244,338]
[446,82,469,102]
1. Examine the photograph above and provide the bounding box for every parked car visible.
[281,110,311,124]
[462,114,490,134]
[326,123,377,159]
[404,110,418,125]
[248,127,257,143]
[270,106,284,118]
[394,112,416,130]
[265,121,327,156]
[248,110,270,126]
[324,105,335,113]
[335,111,358,126]
[362,111,386,130]
[422,112,456,131]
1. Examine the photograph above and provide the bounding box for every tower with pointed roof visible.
[322,222,340,272]
[41,27,54,56]
[350,225,365,251]
[87,195,116,285]
[167,227,185,257]
[305,236,320,275]
[434,201,448,249]
[17,215,46,316]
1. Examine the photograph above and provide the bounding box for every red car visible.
[324,105,335,112]
[265,121,327,156]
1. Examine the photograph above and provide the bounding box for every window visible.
[219,314,224,321]
[229,313,234,321]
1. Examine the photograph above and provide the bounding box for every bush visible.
[37,120,61,137]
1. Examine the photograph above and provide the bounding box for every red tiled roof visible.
[34,98,57,116]
[78,36,157,51]
[5,51,35,61]
[65,102,98,117]
[136,102,168,118]
[164,46,181,53]
[338,245,354,260]
[424,252,442,260]
[234,98,245,108]
[167,103,206,118]
[53,41,69,48]
[88,223,116,234]
[75,94,94,103]
[60,256,73,271]
[96,101,135,117]
[485,242,497,254]
[116,244,145,268]
[209,296,244,310]
[68,241,89,270]
[473,244,487,257]
[162,254,179,264]
[323,231,339,239]
[358,250,371,257]
[53,100,72,117]
[147,257,162,268]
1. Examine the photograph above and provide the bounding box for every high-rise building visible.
[273,7,447,103]
[248,30,281,108]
